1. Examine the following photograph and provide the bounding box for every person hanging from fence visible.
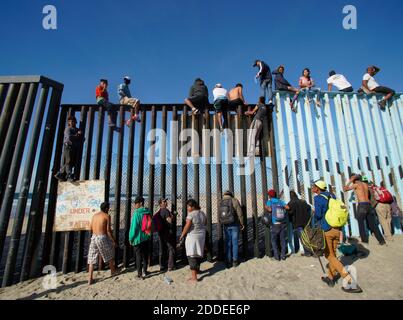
[218,190,245,269]
[129,196,152,280]
[96,79,118,130]
[212,84,229,132]
[299,68,321,107]
[287,190,313,257]
[362,65,396,110]
[327,70,354,93]
[264,189,290,261]
[272,65,299,112]
[228,83,247,110]
[179,199,207,282]
[245,96,267,157]
[343,174,386,247]
[184,78,209,115]
[87,202,118,285]
[54,116,83,182]
[312,180,362,293]
[154,198,177,272]
[253,59,274,106]
[118,76,141,126]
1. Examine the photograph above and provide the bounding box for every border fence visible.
[0,75,401,287]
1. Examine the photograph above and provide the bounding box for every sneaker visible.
[54,172,66,182]
[321,276,335,287]
[141,272,147,279]
[126,118,132,127]
[225,262,232,269]
[281,256,286,261]
[378,100,387,110]
[191,108,199,115]
[232,261,240,268]
[342,285,363,294]
[274,256,280,261]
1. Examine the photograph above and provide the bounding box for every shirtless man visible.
[87,202,118,284]
[343,174,386,246]
[228,84,247,109]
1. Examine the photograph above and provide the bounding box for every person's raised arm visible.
[239,87,247,105]
[344,177,357,192]
[246,105,258,116]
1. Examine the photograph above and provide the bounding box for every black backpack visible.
[219,198,235,225]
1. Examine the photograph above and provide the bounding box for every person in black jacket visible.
[287,191,312,256]
[272,65,300,112]
[185,78,209,115]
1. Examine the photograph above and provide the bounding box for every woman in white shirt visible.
[362,66,395,109]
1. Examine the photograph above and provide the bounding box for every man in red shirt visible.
[96,79,118,129]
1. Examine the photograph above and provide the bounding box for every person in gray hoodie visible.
[185,78,209,115]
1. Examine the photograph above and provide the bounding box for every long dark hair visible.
[303,68,311,80]
[186,199,201,210]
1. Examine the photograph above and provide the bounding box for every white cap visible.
[215,83,222,88]
[124,76,131,81]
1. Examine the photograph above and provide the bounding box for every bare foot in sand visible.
[187,278,198,283]
[88,279,94,285]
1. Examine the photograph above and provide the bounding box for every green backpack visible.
[321,194,349,228]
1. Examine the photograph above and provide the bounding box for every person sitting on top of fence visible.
[184,78,209,115]
[118,76,141,126]
[298,68,321,107]
[54,116,83,182]
[327,70,354,93]
[272,65,299,112]
[212,83,229,132]
[362,65,396,110]
[87,202,118,285]
[95,79,118,130]
[228,83,248,109]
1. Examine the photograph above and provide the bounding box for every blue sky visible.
[1,0,402,105]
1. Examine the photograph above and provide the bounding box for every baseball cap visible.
[313,180,327,190]
[223,190,233,197]
[253,60,259,67]
[124,76,131,81]
[268,189,277,198]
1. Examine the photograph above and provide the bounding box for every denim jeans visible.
[293,226,311,255]
[271,223,287,259]
[260,78,273,103]
[224,223,239,262]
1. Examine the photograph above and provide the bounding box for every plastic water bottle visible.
[164,275,173,285]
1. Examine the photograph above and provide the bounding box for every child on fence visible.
[118,76,141,126]
[299,68,321,107]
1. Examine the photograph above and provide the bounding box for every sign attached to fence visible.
[54,180,105,232]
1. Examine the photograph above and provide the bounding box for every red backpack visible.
[141,214,152,235]
[371,185,393,204]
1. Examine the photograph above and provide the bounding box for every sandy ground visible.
[0,235,402,300]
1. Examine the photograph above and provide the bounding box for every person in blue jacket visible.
[312,180,362,293]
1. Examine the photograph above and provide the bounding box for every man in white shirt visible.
[212,84,229,131]
[362,66,395,109]
[327,71,353,92]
